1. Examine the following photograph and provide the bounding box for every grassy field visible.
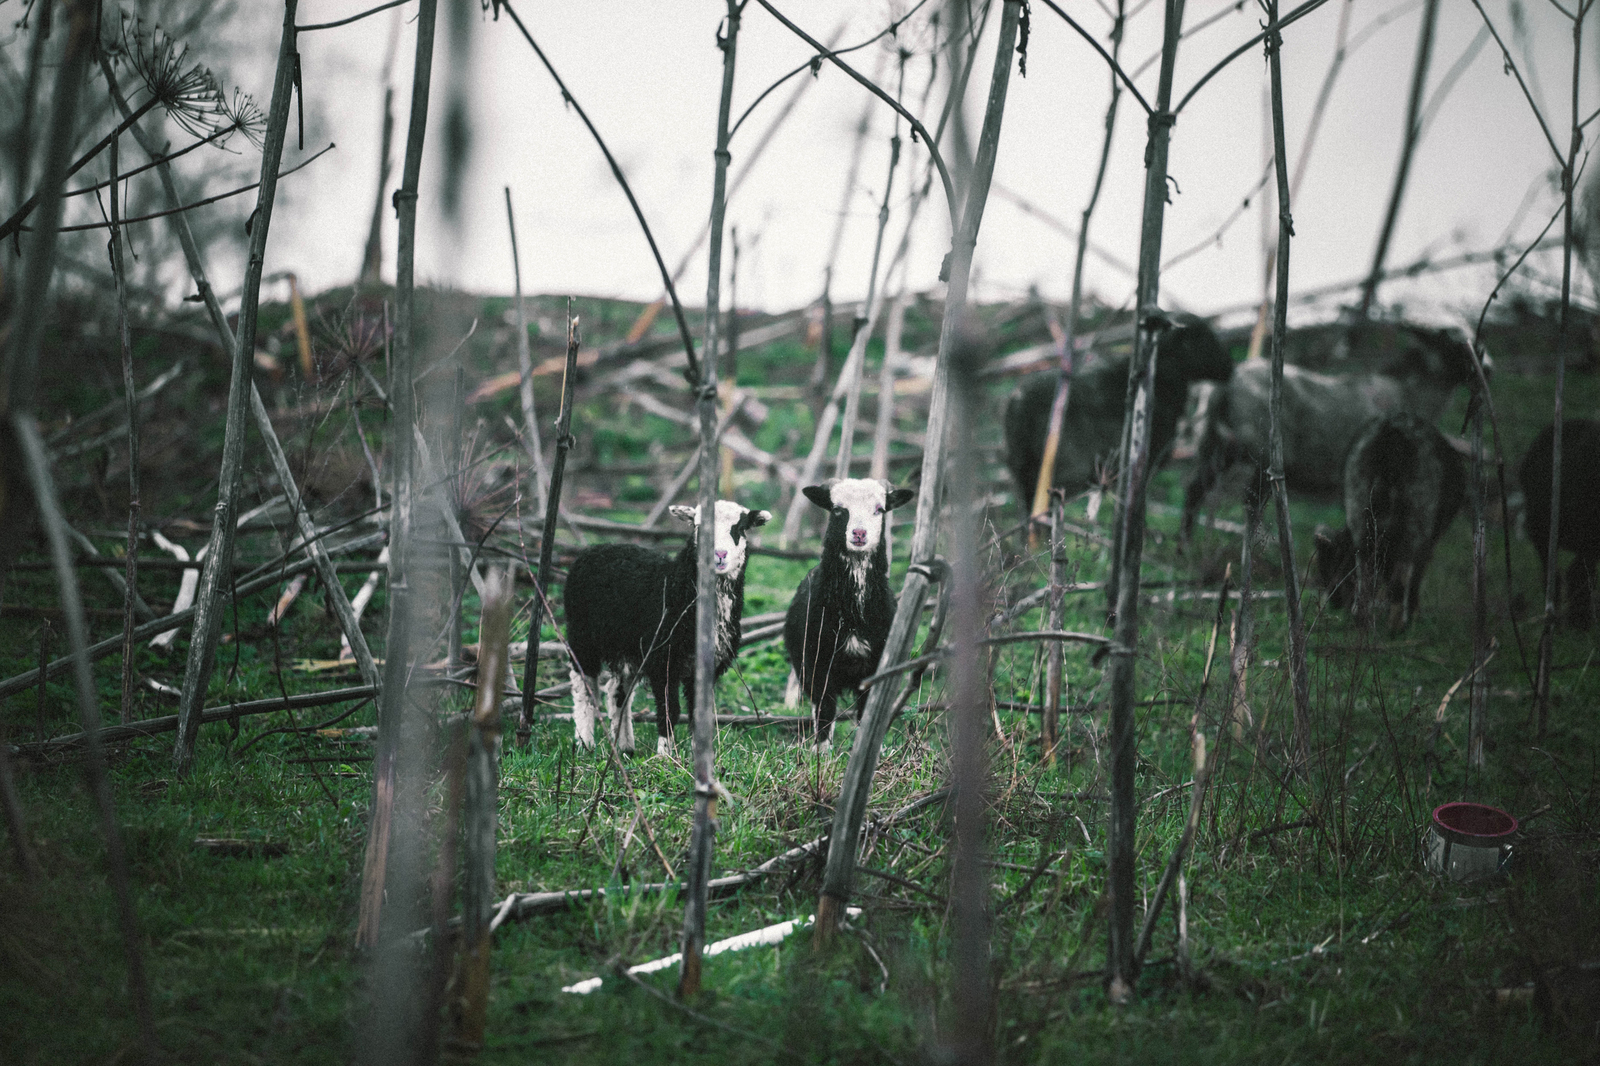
[2,288,1598,1064]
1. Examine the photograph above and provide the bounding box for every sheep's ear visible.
[746,509,772,527]
[885,487,915,510]
[669,504,698,525]
[1313,526,1333,550]
[803,484,835,510]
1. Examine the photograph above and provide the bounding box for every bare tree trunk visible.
[1029,0,1125,543]
[505,187,547,507]
[869,292,907,482]
[1469,389,1488,768]
[811,90,876,397]
[108,133,141,725]
[720,227,741,496]
[1105,0,1186,1004]
[357,11,436,1066]
[1264,0,1313,770]
[946,339,992,1066]
[1357,0,1439,320]
[814,0,1022,945]
[680,0,740,1001]
[172,1,304,774]
[517,308,580,749]
[3,2,156,1051]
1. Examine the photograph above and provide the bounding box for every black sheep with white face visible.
[565,500,770,756]
[1519,418,1600,629]
[783,478,916,751]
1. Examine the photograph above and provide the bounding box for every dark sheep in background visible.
[1003,312,1232,515]
[564,500,770,755]
[784,478,915,752]
[1182,323,1479,538]
[1519,419,1600,629]
[1314,413,1465,630]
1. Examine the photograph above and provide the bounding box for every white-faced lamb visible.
[784,478,916,752]
[1313,412,1465,630]
[563,500,770,756]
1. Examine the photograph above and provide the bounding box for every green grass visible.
[3,290,1598,1064]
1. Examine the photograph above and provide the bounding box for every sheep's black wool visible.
[1314,412,1464,630]
[1003,312,1232,514]
[1520,418,1600,629]
[564,502,768,754]
[784,479,915,750]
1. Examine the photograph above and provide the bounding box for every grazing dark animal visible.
[1004,313,1232,513]
[784,478,916,751]
[1313,413,1465,630]
[1519,419,1600,629]
[1182,323,1479,538]
[564,500,770,755]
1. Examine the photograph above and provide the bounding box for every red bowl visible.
[1432,802,1518,845]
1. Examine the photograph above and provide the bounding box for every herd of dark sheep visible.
[559,313,1595,757]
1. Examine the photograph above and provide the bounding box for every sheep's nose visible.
[850,528,868,546]
[715,549,728,566]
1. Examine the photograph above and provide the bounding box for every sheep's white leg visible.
[570,666,598,750]
[656,723,674,758]
[607,665,637,755]
[784,669,802,710]
[810,707,833,755]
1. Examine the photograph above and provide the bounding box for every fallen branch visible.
[9,685,379,757]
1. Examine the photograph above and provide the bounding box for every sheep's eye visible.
[873,504,884,515]
[834,507,845,515]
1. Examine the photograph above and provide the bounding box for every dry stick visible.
[106,54,384,694]
[11,685,379,756]
[1264,0,1312,772]
[1028,0,1126,545]
[500,1,701,384]
[1243,0,1351,363]
[2,7,156,1052]
[1132,565,1228,968]
[1042,488,1067,764]
[455,567,512,1047]
[107,134,141,725]
[517,310,580,748]
[619,20,844,347]
[10,0,50,224]
[360,88,395,285]
[809,0,1020,946]
[0,537,381,704]
[1103,0,1186,1004]
[505,186,548,509]
[945,291,992,1064]
[0,737,40,883]
[812,83,876,398]
[1356,0,1439,321]
[719,227,741,497]
[171,4,302,775]
[679,0,741,1003]
[358,0,435,962]
[1534,0,1592,737]
[833,78,904,482]
[67,527,155,624]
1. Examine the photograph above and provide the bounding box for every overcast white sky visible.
[235,0,1596,330]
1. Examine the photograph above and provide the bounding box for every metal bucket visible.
[1424,802,1517,883]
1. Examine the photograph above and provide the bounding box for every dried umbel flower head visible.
[314,297,388,381]
[119,16,229,139]
[219,88,267,149]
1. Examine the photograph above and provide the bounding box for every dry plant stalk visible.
[1,2,157,1052]
[1042,488,1067,763]
[171,1,306,774]
[1029,0,1126,543]
[1263,0,1313,770]
[517,307,580,747]
[1104,0,1186,1003]
[504,186,548,507]
[680,0,740,1001]
[454,567,513,1045]
[811,0,1021,944]
[107,132,141,725]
